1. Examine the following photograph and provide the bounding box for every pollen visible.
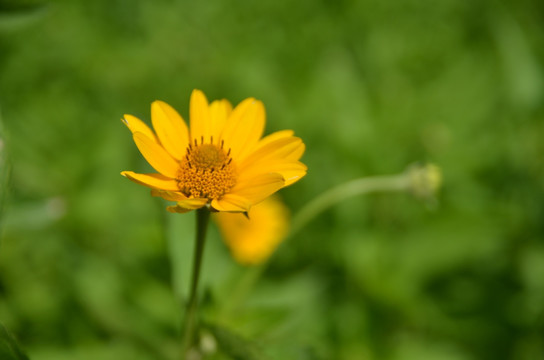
[176,138,237,199]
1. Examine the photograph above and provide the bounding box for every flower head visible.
[121,90,307,213]
[214,196,289,265]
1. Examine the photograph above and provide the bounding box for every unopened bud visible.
[407,163,442,200]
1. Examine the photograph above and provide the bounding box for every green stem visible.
[220,173,412,320]
[289,173,410,238]
[182,208,210,356]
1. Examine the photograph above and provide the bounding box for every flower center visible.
[177,138,237,199]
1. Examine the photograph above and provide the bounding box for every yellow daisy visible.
[214,196,289,265]
[121,89,307,213]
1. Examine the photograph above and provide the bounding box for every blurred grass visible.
[0,0,544,359]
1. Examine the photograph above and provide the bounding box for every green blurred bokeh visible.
[1,0,543,359]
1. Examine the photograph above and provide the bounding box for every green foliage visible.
[0,0,47,33]
[0,323,29,360]
[0,112,9,234]
[1,0,544,359]
[205,323,266,360]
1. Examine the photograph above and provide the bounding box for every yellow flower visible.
[121,90,307,213]
[214,196,289,265]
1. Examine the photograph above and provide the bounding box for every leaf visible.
[0,324,30,360]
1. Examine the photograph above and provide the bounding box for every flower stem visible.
[219,173,412,320]
[289,173,410,238]
[182,208,210,356]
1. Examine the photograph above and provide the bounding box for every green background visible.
[1,0,543,359]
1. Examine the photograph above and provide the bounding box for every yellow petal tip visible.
[151,100,165,107]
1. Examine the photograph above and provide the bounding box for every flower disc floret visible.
[177,139,236,199]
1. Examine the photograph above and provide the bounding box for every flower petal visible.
[121,171,179,190]
[276,161,307,186]
[151,101,189,160]
[167,198,208,213]
[220,98,265,161]
[228,172,285,207]
[209,99,232,142]
[190,89,211,142]
[239,160,307,186]
[239,136,304,171]
[252,130,294,151]
[211,194,251,212]
[150,189,187,201]
[179,197,208,208]
[287,142,305,161]
[167,205,194,214]
[133,132,179,178]
[122,114,158,143]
